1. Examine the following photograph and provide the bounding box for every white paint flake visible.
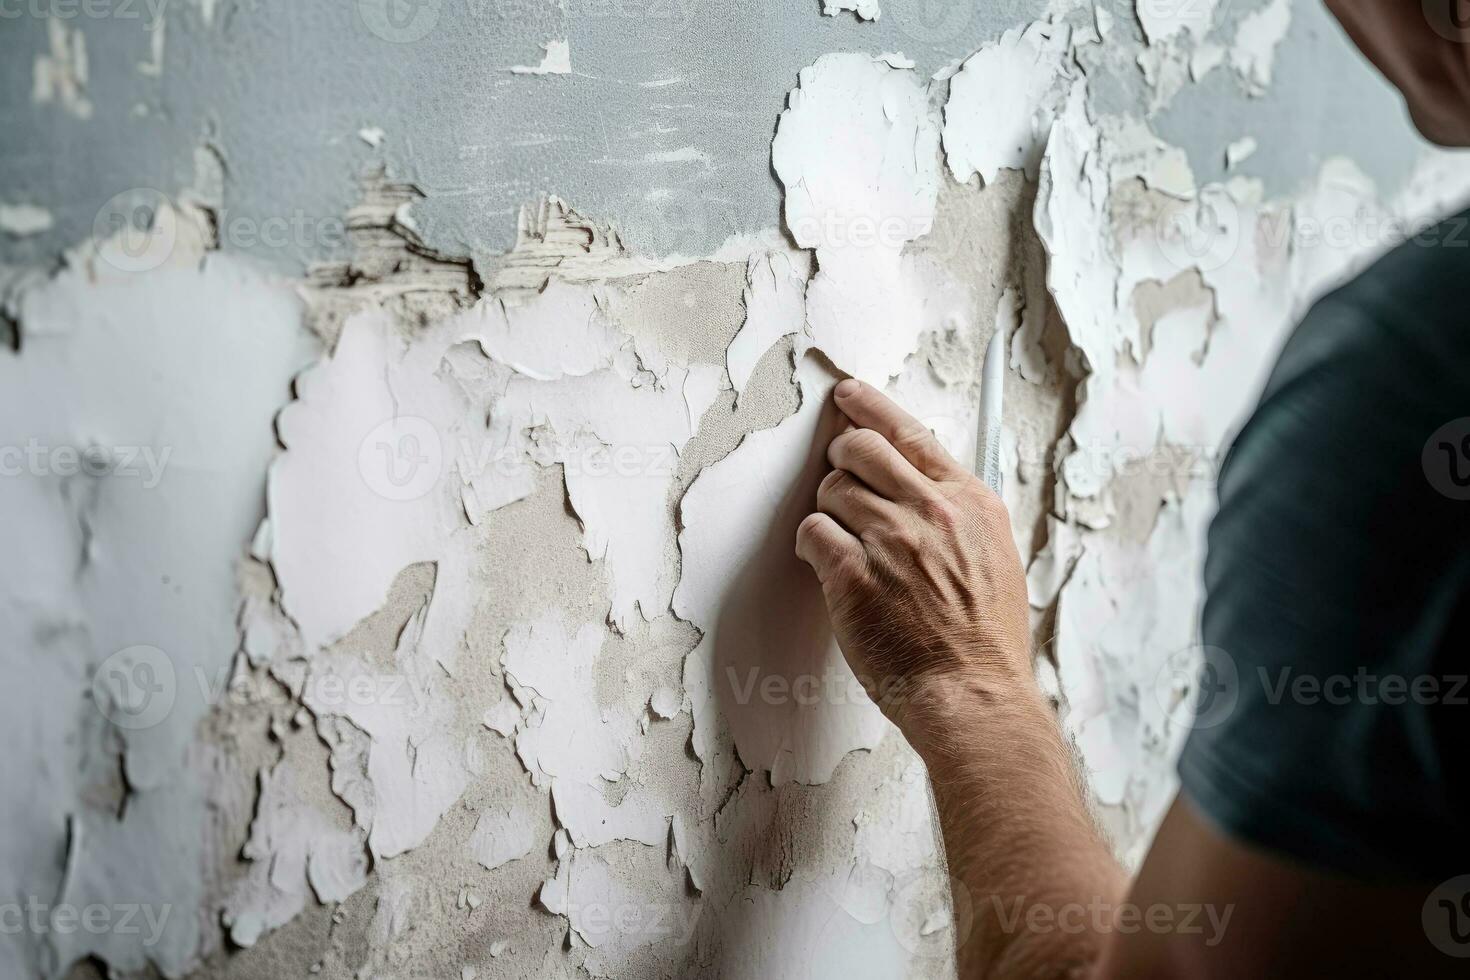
[942,22,1074,185]
[224,759,369,947]
[675,352,889,786]
[772,52,940,385]
[468,805,537,870]
[304,599,475,859]
[266,308,476,656]
[1225,136,1258,169]
[0,203,54,237]
[1230,0,1291,96]
[33,18,92,119]
[727,251,807,399]
[501,612,639,786]
[1190,41,1226,81]
[821,0,880,21]
[551,779,670,848]
[511,39,571,76]
[1136,0,1219,43]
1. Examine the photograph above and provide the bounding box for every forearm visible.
[903,674,1126,980]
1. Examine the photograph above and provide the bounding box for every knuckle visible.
[817,468,845,502]
[867,509,918,550]
[824,545,866,590]
[970,480,1008,519]
[894,420,936,456]
[844,428,887,461]
[918,493,959,530]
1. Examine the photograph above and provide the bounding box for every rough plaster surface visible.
[4,1,1470,978]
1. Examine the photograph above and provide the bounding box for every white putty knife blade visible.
[976,329,1005,493]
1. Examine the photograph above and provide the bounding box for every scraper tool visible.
[975,329,1005,494]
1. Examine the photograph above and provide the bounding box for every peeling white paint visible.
[943,22,1074,186]
[821,0,880,21]
[772,52,939,384]
[9,6,1470,978]
[33,18,92,119]
[1230,0,1292,96]
[511,39,571,76]
[0,202,54,237]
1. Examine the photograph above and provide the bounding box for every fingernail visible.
[835,379,860,398]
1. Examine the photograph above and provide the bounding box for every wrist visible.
[892,666,1055,761]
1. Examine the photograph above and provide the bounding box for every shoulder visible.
[1273,209,1470,408]
[1223,210,1470,507]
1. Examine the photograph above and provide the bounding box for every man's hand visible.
[794,378,1034,739]
[796,377,1124,979]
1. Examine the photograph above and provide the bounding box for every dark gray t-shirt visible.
[1177,210,1470,882]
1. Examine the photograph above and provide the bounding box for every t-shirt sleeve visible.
[1177,293,1470,882]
